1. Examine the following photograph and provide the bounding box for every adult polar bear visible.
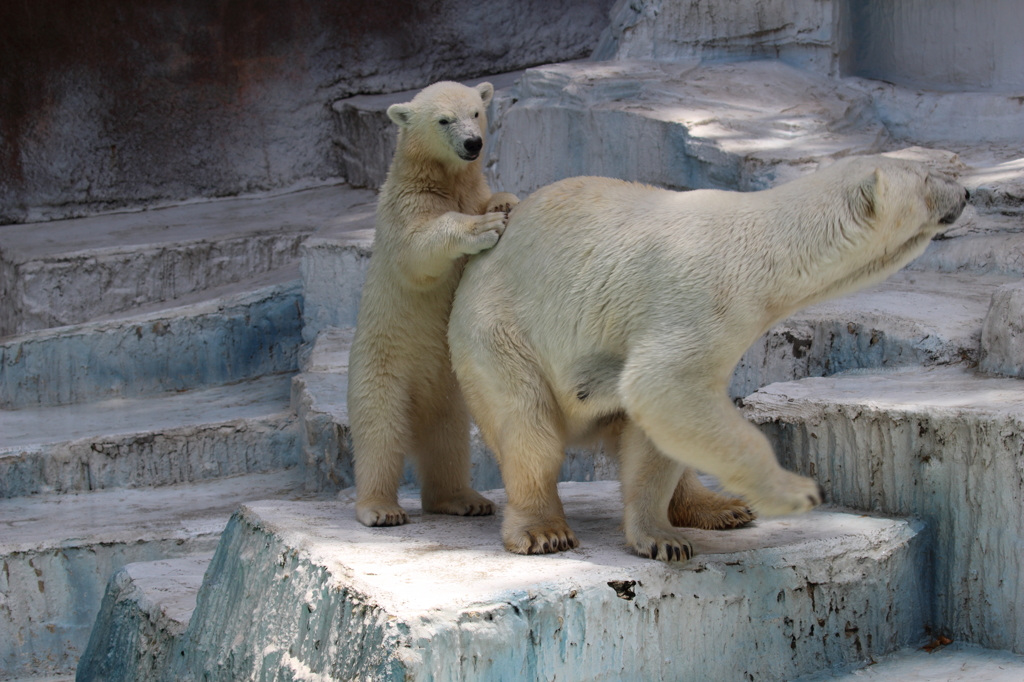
[449,156,968,561]
[349,81,518,527]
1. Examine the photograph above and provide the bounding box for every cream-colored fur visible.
[348,81,519,527]
[448,155,967,560]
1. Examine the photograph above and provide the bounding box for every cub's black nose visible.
[464,137,483,155]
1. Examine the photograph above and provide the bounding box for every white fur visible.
[348,81,519,527]
[448,155,967,560]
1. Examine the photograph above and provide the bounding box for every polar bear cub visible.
[348,81,518,527]
[448,156,967,561]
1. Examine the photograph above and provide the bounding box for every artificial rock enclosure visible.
[2,1,1024,680]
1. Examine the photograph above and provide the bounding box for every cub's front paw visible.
[462,211,507,255]
[486,191,520,216]
[356,503,410,527]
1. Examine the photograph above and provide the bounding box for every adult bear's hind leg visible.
[452,322,577,555]
[619,421,694,562]
[668,468,756,530]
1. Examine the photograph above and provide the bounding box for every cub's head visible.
[387,81,494,166]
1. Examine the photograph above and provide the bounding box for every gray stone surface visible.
[76,555,211,682]
[980,281,1024,378]
[743,366,1024,653]
[0,470,305,679]
[0,374,298,498]
[487,60,888,197]
[797,642,1024,682]
[0,184,376,335]
[592,0,843,74]
[165,483,927,682]
[300,235,373,344]
[0,278,302,409]
[0,0,614,225]
[845,1,1024,92]
[732,271,1012,399]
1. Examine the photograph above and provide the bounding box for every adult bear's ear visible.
[387,103,414,127]
[476,82,494,107]
[853,168,879,222]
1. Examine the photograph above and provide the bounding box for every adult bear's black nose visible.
[464,137,483,155]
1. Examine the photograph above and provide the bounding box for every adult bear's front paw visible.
[747,470,823,517]
[503,518,580,555]
[628,527,694,562]
[423,488,495,517]
[356,502,410,527]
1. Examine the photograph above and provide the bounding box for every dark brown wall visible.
[0,0,613,224]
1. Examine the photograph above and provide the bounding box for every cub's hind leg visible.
[350,359,412,527]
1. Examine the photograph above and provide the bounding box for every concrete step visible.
[0,469,306,679]
[0,183,376,336]
[742,366,1024,654]
[0,273,302,410]
[98,481,926,682]
[76,554,211,682]
[0,373,299,498]
[731,270,1013,399]
[488,59,890,196]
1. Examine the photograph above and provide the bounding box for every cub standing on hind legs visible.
[348,80,519,527]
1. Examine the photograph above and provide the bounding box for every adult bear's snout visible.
[464,137,483,155]
[939,186,969,225]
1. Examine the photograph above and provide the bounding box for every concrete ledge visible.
[76,555,211,682]
[489,60,887,197]
[0,374,299,498]
[0,184,376,336]
[743,366,1024,653]
[0,470,304,678]
[167,482,927,681]
[981,281,1024,377]
[731,271,1009,398]
[0,279,302,409]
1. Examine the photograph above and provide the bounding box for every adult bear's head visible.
[387,81,494,167]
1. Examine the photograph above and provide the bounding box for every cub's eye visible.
[439,119,450,126]
[474,111,480,118]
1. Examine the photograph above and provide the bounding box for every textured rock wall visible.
[0,0,613,225]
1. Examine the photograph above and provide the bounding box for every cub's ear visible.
[475,82,494,107]
[387,103,414,127]
[853,168,879,221]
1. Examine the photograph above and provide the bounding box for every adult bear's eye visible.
[439,119,450,126]
[474,112,479,118]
